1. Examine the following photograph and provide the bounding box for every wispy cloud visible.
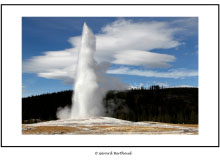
[23,18,197,83]
[112,50,175,68]
[107,67,198,79]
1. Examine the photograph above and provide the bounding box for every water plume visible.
[56,23,127,119]
[70,23,105,118]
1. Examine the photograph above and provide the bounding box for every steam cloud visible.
[56,23,126,119]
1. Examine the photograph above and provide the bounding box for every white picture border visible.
[1,4,219,146]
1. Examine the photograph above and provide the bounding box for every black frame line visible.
[0,4,219,5]
[0,4,219,147]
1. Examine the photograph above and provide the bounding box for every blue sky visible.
[22,17,198,97]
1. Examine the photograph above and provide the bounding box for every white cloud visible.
[168,85,197,88]
[97,19,180,51]
[23,48,77,83]
[23,19,197,83]
[107,67,198,79]
[112,50,175,68]
[128,82,150,90]
[68,19,180,64]
[23,48,78,73]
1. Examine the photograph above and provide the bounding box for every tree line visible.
[22,86,198,124]
[104,86,198,124]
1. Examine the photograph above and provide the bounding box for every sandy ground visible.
[22,117,198,135]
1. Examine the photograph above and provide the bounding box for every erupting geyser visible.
[56,22,126,119]
[70,23,105,118]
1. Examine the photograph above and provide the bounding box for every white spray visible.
[70,23,105,118]
[56,23,127,119]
